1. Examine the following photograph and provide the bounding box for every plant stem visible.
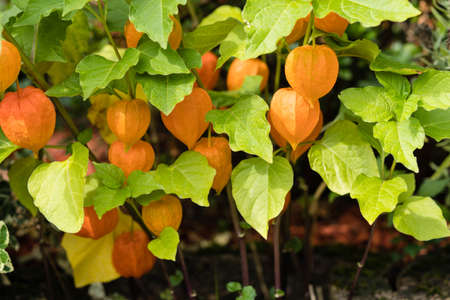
[92,1,135,99]
[249,241,270,300]
[159,260,178,300]
[186,0,199,28]
[431,153,450,180]
[303,181,326,288]
[178,245,197,299]
[348,220,377,300]
[226,183,250,286]
[124,201,153,238]
[303,11,315,46]
[273,216,283,298]
[389,160,397,179]
[274,50,282,92]
[191,69,205,89]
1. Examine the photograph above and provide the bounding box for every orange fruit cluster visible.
[268,12,341,161]
[285,12,349,44]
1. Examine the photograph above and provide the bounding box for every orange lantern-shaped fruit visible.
[0,40,21,92]
[142,195,183,236]
[268,88,321,151]
[168,16,182,50]
[290,111,323,162]
[195,52,220,90]
[108,140,155,177]
[226,58,269,91]
[285,18,308,44]
[193,137,232,193]
[106,99,150,146]
[285,45,339,102]
[315,12,349,36]
[267,113,287,148]
[124,21,143,48]
[75,206,119,240]
[161,87,213,149]
[0,86,55,154]
[112,230,156,278]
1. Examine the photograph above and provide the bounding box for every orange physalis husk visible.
[161,87,213,149]
[285,18,308,44]
[314,12,349,36]
[108,140,155,177]
[193,137,232,193]
[168,16,182,50]
[112,230,156,278]
[0,86,55,154]
[285,45,339,102]
[106,98,150,146]
[290,111,323,162]
[75,206,119,240]
[142,195,183,236]
[195,51,220,90]
[268,88,321,151]
[124,21,143,48]
[0,40,21,92]
[226,58,269,91]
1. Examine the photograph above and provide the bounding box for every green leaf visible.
[370,53,425,75]
[241,0,311,58]
[0,249,13,273]
[129,0,186,49]
[184,18,242,54]
[226,281,242,293]
[325,37,380,62]
[14,0,64,26]
[199,5,242,27]
[206,95,273,163]
[37,13,71,62]
[418,178,450,198]
[313,0,421,27]
[414,108,450,142]
[357,122,383,155]
[350,175,407,224]
[208,76,262,108]
[338,86,394,123]
[92,163,125,190]
[153,151,215,207]
[0,221,9,249]
[217,23,247,68]
[410,70,450,111]
[8,156,39,216]
[231,156,293,239]
[147,227,179,261]
[77,128,93,145]
[83,174,99,207]
[28,143,89,233]
[127,170,163,198]
[93,186,130,218]
[0,128,18,165]
[375,72,411,100]
[63,0,89,16]
[178,48,202,69]
[106,0,129,32]
[373,118,425,172]
[0,4,21,28]
[393,196,450,241]
[238,286,257,300]
[308,120,379,195]
[136,73,195,115]
[397,173,416,201]
[136,39,190,75]
[135,191,165,206]
[46,73,82,97]
[76,48,140,98]
[61,10,91,64]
